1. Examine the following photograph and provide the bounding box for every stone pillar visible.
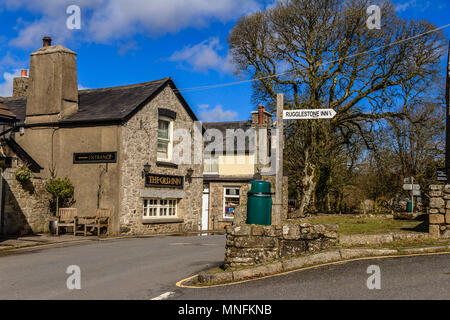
[429,184,450,239]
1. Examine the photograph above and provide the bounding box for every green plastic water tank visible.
[246,181,272,226]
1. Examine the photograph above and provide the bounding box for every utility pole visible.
[273,93,284,225]
[446,40,450,179]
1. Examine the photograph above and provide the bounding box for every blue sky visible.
[0,0,449,122]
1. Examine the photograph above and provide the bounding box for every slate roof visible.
[203,120,254,154]
[0,102,17,123]
[0,78,198,125]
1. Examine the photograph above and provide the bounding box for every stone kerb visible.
[224,223,339,269]
[429,185,450,239]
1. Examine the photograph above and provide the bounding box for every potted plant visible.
[15,165,32,182]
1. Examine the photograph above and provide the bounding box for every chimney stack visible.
[26,37,79,123]
[251,105,271,127]
[258,105,265,124]
[12,69,29,98]
[42,36,52,47]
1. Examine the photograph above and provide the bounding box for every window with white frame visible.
[157,117,173,161]
[143,198,177,218]
[223,187,240,218]
[203,155,219,174]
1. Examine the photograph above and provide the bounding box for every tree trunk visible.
[298,152,317,215]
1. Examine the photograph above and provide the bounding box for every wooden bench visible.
[56,208,81,236]
[84,208,111,236]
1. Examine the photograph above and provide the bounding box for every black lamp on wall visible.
[142,163,151,178]
[186,167,194,183]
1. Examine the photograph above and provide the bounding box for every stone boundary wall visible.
[428,185,450,239]
[225,223,338,268]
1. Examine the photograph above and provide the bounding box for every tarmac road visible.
[174,253,450,300]
[1,234,449,300]
[0,235,226,299]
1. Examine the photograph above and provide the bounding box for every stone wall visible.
[119,85,203,235]
[224,223,338,268]
[428,185,450,239]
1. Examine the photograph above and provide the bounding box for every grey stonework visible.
[224,223,338,268]
[119,86,203,235]
[428,184,450,239]
[1,157,51,234]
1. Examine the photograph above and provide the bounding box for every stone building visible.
[201,106,288,230]
[0,38,203,235]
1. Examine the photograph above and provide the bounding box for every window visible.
[223,187,240,218]
[204,155,219,174]
[158,117,173,161]
[143,199,177,218]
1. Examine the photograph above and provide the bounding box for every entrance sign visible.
[145,173,184,189]
[73,152,117,164]
[283,109,336,120]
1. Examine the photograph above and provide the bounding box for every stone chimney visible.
[251,105,271,128]
[26,37,79,124]
[13,70,29,98]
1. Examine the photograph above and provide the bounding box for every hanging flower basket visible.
[15,167,32,182]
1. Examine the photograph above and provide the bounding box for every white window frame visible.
[157,116,174,162]
[143,198,178,219]
[223,187,240,219]
[203,154,219,174]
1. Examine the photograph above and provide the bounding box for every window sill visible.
[156,161,178,168]
[141,218,184,224]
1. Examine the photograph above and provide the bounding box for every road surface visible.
[1,235,449,299]
[0,235,225,299]
[174,252,450,300]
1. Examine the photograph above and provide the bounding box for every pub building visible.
[0,37,286,236]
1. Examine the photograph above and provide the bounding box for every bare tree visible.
[228,0,446,214]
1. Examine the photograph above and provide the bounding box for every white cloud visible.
[3,0,266,48]
[168,37,234,73]
[198,104,238,122]
[0,69,20,97]
[395,0,432,12]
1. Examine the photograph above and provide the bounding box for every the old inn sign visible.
[145,173,184,189]
[73,152,117,164]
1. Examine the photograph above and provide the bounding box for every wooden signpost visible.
[403,176,419,214]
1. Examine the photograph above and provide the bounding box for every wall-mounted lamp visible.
[186,167,194,183]
[142,163,151,178]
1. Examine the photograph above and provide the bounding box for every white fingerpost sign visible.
[283,109,336,120]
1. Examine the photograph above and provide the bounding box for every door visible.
[201,187,209,231]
